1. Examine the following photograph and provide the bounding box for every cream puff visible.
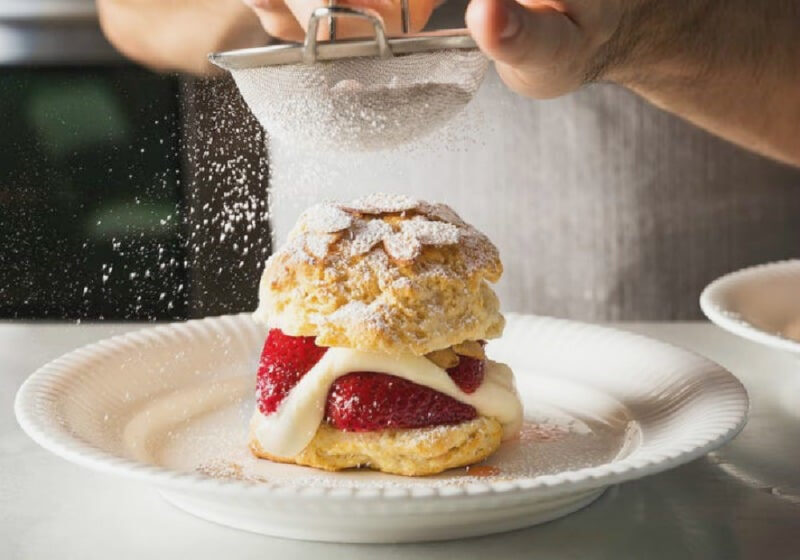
[249,193,522,476]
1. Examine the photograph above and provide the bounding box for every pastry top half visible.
[255,193,504,356]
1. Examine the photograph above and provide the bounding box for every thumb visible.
[466,0,584,98]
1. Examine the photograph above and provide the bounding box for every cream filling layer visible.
[251,347,524,458]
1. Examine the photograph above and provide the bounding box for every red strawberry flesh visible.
[447,354,485,394]
[256,329,483,431]
[256,329,327,415]
[325,372,477,431]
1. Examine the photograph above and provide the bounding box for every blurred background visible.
[0,0,475,323]
[0,0,270,321]
[5,1,796,325]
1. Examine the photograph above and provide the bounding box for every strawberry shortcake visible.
[249,193,523,476]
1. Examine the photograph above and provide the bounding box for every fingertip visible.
[466,0,494,49]
[467,0,520,55]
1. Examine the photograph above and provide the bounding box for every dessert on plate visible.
[249,193,523,476]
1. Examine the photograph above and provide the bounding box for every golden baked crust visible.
[249,416,503,476]
[255,194,504,356]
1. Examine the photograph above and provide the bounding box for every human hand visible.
[244,0,440,42]
[244,0,625,99]
[466,0,625,98]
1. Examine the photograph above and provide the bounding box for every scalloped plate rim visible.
[14,313,749,503]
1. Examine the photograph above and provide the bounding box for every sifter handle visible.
[304,6,393,64]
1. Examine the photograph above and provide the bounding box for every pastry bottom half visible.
[249,414,503,476]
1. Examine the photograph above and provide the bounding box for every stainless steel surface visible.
[3,321,799,558]
[209,29,476,70]
[304,6,391,64]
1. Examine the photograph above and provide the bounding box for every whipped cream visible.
[251,347,524,458]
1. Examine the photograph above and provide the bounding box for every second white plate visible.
[701,259,800,355]
[15,314,748,542]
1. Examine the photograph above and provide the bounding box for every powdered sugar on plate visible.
[133,373,640,490]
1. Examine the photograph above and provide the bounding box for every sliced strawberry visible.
[446,355,484,394]
[325,372,477,432]
[256,329,485,431]
[256,328,328,415]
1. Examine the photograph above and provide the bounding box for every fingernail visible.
[500,4,520,40]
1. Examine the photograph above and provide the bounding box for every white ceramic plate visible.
[15,314,748,543]
[700,260,800,355]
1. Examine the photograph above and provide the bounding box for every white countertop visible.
[2,321,800,558]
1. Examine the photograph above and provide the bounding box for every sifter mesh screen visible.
[230,49,488,152]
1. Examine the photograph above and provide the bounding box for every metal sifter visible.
[209,0,488,152]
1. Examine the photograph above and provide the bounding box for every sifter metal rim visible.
[208,29,478,71]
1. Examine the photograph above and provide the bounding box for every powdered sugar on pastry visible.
[282,195,487,268]
[400,215,460,245]
[298,203,352,233]
[348,219,393,256]
[304,233,339,259]
[382,230,423,262]
[255,194,504,355]
[338,192,420,214]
